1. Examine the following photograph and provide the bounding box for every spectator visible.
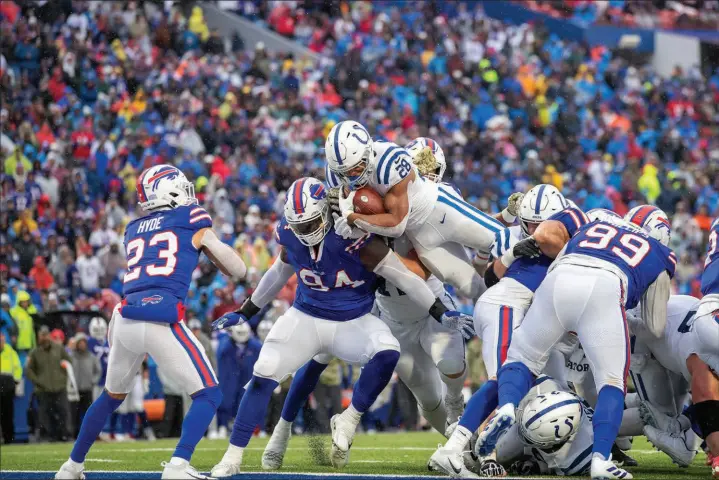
[98,242,126,288]
[0,294,17,345]
[69,333,101,437]
[28,256,54,291]
[9,290,36,354]
[75,244,103,294]
[157,364,186,439]
[0,332,22,444]
[312,359,346,434]
[24,325,71,442]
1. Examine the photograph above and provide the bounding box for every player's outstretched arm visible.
[640,271,671,338]
[212,248,294,330]
[348,176,411,238]
[492,192,524,227]
[193,228,247,281]
[360,236,475,338]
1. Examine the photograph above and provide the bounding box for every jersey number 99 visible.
[577,224,650,267]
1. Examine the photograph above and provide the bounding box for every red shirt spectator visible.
[29,256,55,291]
[47,68,66,102]
[71,122,95,161]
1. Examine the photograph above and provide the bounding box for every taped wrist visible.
[373,250,435,312]
[501,209,516,224]
[239,298,260,319]
[250,257,295,308]
[428,299,448,322]
[694,400,719,438]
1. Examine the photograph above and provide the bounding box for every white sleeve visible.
[640,271,671,338]
[250,256,295,308]
[200,229,247,280]
[354,211,409,238]
[373,250,435,311]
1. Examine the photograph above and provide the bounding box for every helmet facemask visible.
[287,201,331,246]
[334,144,373,190]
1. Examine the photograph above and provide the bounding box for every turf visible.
[0,431,711,479]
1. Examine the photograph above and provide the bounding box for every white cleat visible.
[428,445,479,478]
[639,401,681,434]
[217,426,228,439]
[55,460,85,480]
[643,425,697,467]
[330,414,356,469]
[209,461,241,479]
[476,403,515,456]
[590,453,633,480]
[445,394,465,430]
[161,462,212,479]
[262,426,292,470]
[144,426,157,441]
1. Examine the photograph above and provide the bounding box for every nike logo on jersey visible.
[440,213,447,224]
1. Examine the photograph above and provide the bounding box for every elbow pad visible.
[354,212,409,238]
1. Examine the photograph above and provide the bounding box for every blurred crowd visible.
[0,0,717,442]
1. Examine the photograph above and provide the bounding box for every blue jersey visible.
[552,207,676,309]
[121,205,212,323]
[87,337,109,386]
[276,217,377,321]
[505,255,553,292]
[701,217,719,296]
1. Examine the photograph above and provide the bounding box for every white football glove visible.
[332,213,364,239]
[440,310,476,339]
[338,189,356,219]
[506,192,524,217]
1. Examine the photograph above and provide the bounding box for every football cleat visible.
[590,453,633,480]
[330,414,355,469]
[428,444,479,478]
[262,425,292,470]
[210,461,241,478]
[611,444,638,467]
[644,425,698,467]
[639,401,682,435]
[55,460,85,480]
[476,403,515,456]
[161,462,212,479]
[478,458,507,477]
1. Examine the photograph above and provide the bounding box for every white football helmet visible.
[518,390,583,449]
[230,322,251,344]
[257,319,273,342]
[284,177,331,247]
[587,208,622,223]
[88,317,107,341]
[405,137,446,183]
[624,205,671,246]
[518,184,567,236]
[325,120,374,190]
[136,165,196,211]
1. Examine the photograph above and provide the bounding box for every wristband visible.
[501,209,516,224]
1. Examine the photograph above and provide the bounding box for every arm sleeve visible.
[249,256,295,309]
[200,229,248,280]
[640,271,671,338]
[373,250,436,312]
[548,207,590,238]
[354,211,409,238]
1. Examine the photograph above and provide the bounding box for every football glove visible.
[513,236,542,259]
[338,188,356,219]
[506,192,524,217]
[440,310,476,339]
[328,187,342,215]
[332,213,364,239]
[212,311,248,331]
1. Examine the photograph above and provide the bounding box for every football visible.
[353,186,386,215]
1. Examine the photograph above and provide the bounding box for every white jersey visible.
[370,140,437,230]
[481,226,534,309]
[375,235,447,323]
[629,295,701,382]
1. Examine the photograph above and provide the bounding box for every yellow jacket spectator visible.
[12,210,38,235]
[10,291,37,352]
[188,6,209,42]
[4,146,31,176]
[638,163,661,204]
[542,165,564,190]
[0,334,22,383]
[0,332,21,444]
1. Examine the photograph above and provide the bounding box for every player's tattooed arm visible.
[194,228,247,280]
[350,177,411,237]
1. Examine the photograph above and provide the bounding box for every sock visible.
[420,399,448,435]
[445,424,472,452]
[229,376,278,448]
[440,370,466,400]
[122,413,135,437]
[109,412,119,435]
[173,386,222,461]
[592,385,625,459]
[138,411,150,429]
[497,362,534,408]
[618,407,644,437]
[70,391,124,463]
[169,457,188,467]
[350,350,400,413]
[339,403,363,427]
[459,379,498,433]
[221,443,245,464]
[281,359,328,422]
[275,417,292,432]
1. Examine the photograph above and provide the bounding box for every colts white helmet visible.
[230,322,251,344]
[624,205,671,246]
[88,317,108,341]
[518,184,567,236]
[257,319,273,342]
[284,177,331,246]
[136,165,196,211]
[405,137,446,183]
[518,391,583,449]
[325,120,374,190]
[587,208,622,223]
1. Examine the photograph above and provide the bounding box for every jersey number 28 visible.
[124,232,178,283]
[577,224,650,267]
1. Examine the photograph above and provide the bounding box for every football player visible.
[56,165,249,480]
[209,177,475,477]
[476,205,676,480]
[86,317,109,401]
[326,123,518,299]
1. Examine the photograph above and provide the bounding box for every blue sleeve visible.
[325,164,341,189]
[186,206,213,230]
[490,228,512,259]
[664,248,677,278]
[548,207,589,237]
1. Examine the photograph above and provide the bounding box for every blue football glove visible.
[440,310,476,339]
[212,311,248,331]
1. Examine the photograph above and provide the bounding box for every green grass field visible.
[0,431,711,479]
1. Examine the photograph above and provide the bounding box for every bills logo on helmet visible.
[137,166,180,203]
[141,294,164,305]
[310,183,326,200]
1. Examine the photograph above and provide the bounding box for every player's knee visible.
[594,373,626,393]
[689,357,719,402]
[371,331,400,357]
[106,390,128,401]
[437,357,465,378]
[417,391,443,413]
[191,385,223,409]
[369,349,400,372]
[253,346,282,381]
